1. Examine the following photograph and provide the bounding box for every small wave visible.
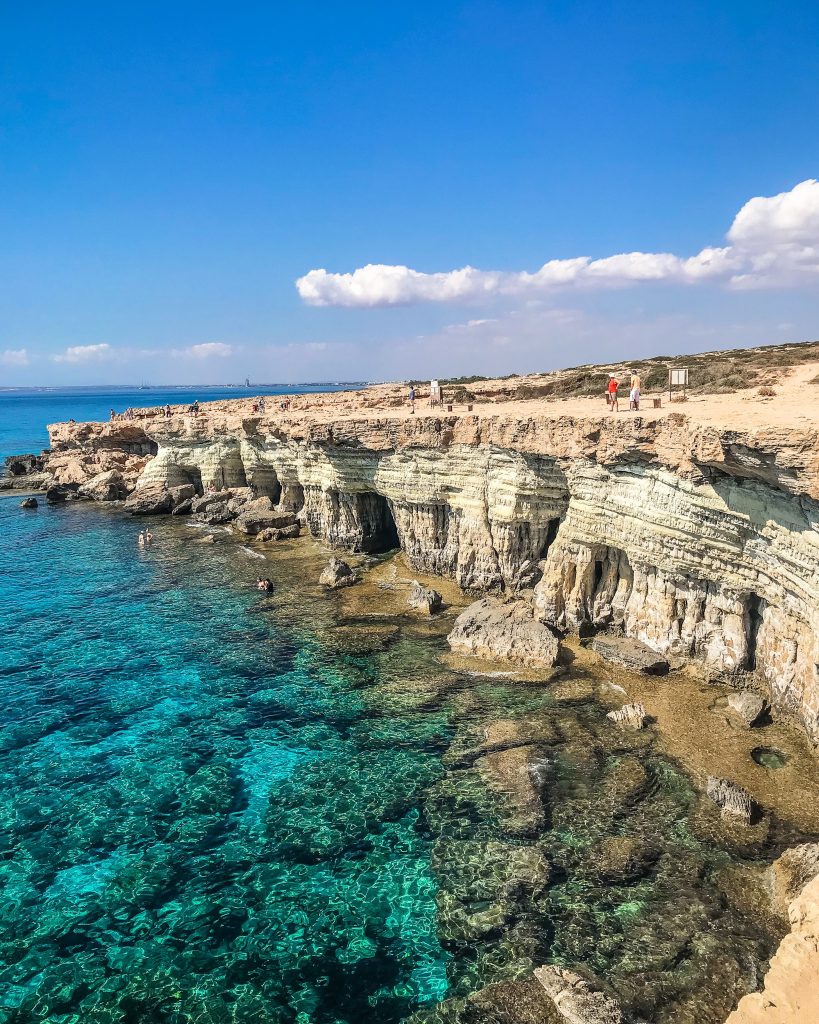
[240,546,266,560]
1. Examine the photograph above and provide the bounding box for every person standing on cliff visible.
[629,369,641,411]
[408,386,416,414]
[607,374,619,412]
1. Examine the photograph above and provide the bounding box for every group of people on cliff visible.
[606,369,642,412]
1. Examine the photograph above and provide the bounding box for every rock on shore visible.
[447,597,560,667]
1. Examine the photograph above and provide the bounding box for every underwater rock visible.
[766,843,819,917]
[606,702,647,730]
[706,776,756,825]
[408,581,443,614]
[599,755,650,815]
[727,690,767,727]
[19,496,38,508]
[533,966,624,1024]
[591,634,670,675]
[444,717,558,768]
[319,557,359,588]
[447,597,559,667]
[578,834,659,883]
[551,677,595,703]
[475,744,547,838]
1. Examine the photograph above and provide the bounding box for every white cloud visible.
[51,343,112,363]
[0,348,29,366]
[178,342,234,359]
[296,180,819,307]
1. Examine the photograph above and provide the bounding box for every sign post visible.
[668,367,689,403]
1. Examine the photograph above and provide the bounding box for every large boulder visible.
[767,843,819,916]
[124,482,173,515]
[591,634,669,675]
[78,469,127,501]
[408,581,443,614]
[447,597,559,667]
[233,496,298,536]
[706,776,756,825]
[319,557,359,589]
[20,496,38,509]
[45,484,79,504]
[727,690,767,727]
[190,490,235,515]
[258,524,301,541]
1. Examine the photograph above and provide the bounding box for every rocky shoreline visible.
[6,392,819,1023]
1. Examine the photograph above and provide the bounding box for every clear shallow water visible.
[0,501,450,1022]
[0,393,808,1023]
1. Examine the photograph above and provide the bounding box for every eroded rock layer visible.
[43,409,819,740]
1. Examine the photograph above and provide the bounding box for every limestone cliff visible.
[44,407,819,741]
[726,874,819,1024]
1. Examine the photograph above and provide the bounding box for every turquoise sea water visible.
[0,391,811,1023]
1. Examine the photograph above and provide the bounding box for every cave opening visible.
[747,593,765,670]
[357,492,400,553]
[593,559,604,593]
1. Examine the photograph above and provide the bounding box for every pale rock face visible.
[726,875,819,1024]
[447,597,560,667]
[45,410,819,741]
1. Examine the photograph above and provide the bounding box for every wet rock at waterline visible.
[766,843,819,916]
[45,483,79,503]
[606,702,647,730]
[706,776,756,825]
[408,581,443,614]
[727,690,768,728]
[319,556,359,589]
[447,597,559,667]
[591,634,670,675]
[124,481,194,515]
[533,966,624,1024]
[258,523,301,541]
[19,496,38,509]
[234,497,299,535]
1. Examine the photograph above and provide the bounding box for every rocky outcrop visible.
[19,496,38,509]
[727,691,768,728]
[591,634,670,675]
[408,582,443,614]
[124,483,194,516]
[36,404,819,741]
[706,776,755,824]
[606,703,647,730]
[78,469,128,501]
[447,597,560,667]
[766,843,819,917]
[727,875,819,1024]
[319,557,358,589]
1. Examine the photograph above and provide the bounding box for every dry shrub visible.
[757,386,777,397]
[669,394,688,403]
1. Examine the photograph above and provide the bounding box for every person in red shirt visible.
[607,373,619,412]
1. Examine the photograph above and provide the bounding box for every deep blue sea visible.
[0,384,363,465]
[0,388,806,1023]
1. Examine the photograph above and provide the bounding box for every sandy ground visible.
[141,359,819,434]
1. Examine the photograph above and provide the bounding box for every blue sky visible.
[1,1,818,385]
